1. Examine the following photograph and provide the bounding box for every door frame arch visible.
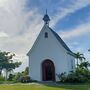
[42,59,55,81]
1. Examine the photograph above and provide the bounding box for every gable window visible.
[45,32,48,38]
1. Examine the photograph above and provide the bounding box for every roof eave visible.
[67,51,76,57]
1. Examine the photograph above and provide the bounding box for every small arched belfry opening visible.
[42,59,55,81]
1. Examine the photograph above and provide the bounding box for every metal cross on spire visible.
[46,9,47,14]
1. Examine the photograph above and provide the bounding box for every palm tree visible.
[80,61,90,69]
[74,52,86,67]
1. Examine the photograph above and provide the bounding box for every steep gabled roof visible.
[27,25,74,56]
[49,27,73,53]
[27,13,75,56]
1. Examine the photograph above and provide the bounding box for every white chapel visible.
[27,13,75,81]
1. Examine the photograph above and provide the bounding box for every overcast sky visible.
[0,0,90,72]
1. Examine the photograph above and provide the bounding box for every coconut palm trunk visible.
[74,52,85,67]
[77,58,79,67]
[5,69,8,80]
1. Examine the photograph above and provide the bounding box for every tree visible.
[74,52,85,66]
[79,61,90,69]
[21,67,29,76]
[0,51,21,80]
[0,51,9,75]
[24,67,29,76]
[5,62,22,80]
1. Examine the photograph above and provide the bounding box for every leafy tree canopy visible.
[0,51,22,77]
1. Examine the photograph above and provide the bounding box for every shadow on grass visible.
[37,81,90,90]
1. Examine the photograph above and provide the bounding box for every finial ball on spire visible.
[43,10,50,25]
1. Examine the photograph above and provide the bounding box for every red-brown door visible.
[42,59,55,81]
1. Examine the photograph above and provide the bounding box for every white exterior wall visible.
[28,25,75,81]
[67,54,75,72]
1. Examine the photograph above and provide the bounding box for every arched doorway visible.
[42,59,55,81]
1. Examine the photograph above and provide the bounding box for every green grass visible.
[0,83,90,90]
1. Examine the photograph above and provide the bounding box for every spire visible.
[46,9,47,14]
[43,9,50,25]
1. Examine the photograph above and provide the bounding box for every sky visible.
[0,0,90,72]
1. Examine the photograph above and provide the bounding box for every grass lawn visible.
[0,83,90,90]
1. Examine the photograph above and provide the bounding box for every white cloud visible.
[0,0,43,53]
[0,0,43,71]
[59,20,90,39]
[0,32,8,37]
[51,0,90,27]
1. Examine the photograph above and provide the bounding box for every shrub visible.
[20,76,31,83]
[13,72,23,82]
[56,72,67,82]
[8,74,15,81]
[57,71,88,83]
[0,76,5,81]
[66,74,88,83]
[75,67,90,79]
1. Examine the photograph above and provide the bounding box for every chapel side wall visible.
[67,54,75,73]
